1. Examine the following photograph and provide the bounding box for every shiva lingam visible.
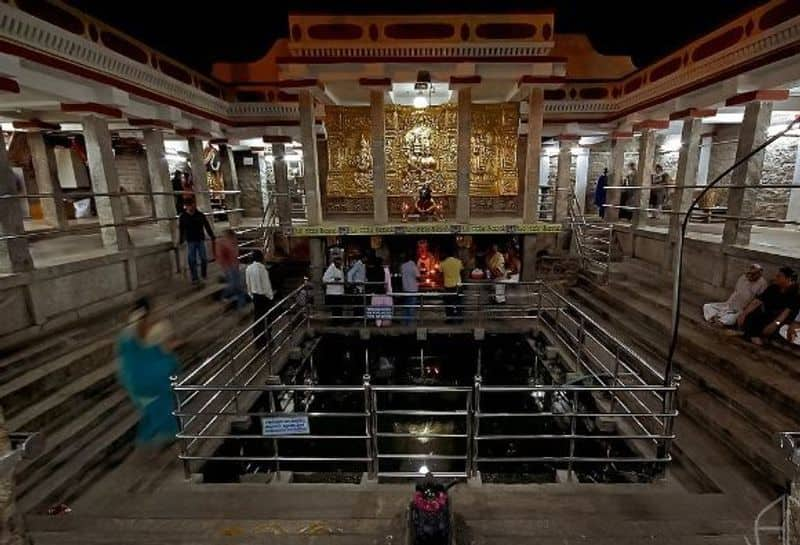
[401,182,444,222]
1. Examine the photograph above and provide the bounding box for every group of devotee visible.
[593,162,671,219]
[703,264,800,346]
[322,242,521,325]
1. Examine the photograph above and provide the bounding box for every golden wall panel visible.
[385,105,457,196]
[325,106,373,197]
[470,103,519,196]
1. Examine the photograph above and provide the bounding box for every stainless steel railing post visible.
[171,377,191,480]
[472,375,482,477]
[363,374,375,479]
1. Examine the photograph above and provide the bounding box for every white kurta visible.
[779,311,800,345]
[702,274,768,326]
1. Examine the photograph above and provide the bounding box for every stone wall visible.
[0,243,176,351]
[756,135,796,219]
[234,150,264,218]
[114,146,152,218]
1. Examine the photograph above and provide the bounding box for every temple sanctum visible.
[1,1,800,544]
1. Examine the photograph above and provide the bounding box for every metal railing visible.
[567,192,614,283]
[172,280,678,481]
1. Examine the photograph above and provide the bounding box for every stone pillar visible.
[272,142,292,229]
[370,89,388,224]
[219,144,242,227]
[574,147,589,214]
[523,88,544,223]
[299,90,322,225]
[553,139,574,222]
[27,131,68,230]
[82,115,130,250]
[309,237,325,301]
[143,129,177,242]
[456,87,472,223]
[789,472,800,545]
[722,101,773,247]
[186,137,211,213]
[605,134,630,222]
[787,139,800,228]
[0,136,33,273]
[632,129,657,228]
[0,407,26,545]
[664,115,705,271]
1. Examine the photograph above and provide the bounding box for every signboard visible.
[261,415,310,436]
[284,223,561,237]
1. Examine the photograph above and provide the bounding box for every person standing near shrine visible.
[245,250,274,350]
[346,250,366,321]
[487,243,507,304]
[440,248,464,322]
[400,251,421,326]
[179,199,215,286]
[594,168,609,218]
[322,255,345,317]
[649,164,670,219]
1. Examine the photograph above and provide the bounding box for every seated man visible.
[779,311,800,346]
[737,267,800,346]
[703,264,767,326]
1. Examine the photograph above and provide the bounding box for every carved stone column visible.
[143,128,178,242]
[299,90,322,225]
[523,87,544,223]
[0,135,33,273]
[82,115,130,250]
[186,136,212,213]
[219,143,242,227]
[370,89,388,224]
[605,132,631,223]
[631,126,658,228]
[722,91,788,247]
[27,131,68,230]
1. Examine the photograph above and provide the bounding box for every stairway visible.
[567,192,616,283]
[2,278,250,514]
[567,258,799,493]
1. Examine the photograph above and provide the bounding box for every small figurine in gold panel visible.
[401,182,444,222]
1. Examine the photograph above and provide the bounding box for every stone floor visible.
[19,216,264,269]
[619,219,800,258]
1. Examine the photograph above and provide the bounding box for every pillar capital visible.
[725,89,789,107]
[358,77,392,90]
[176,128,211,139]
[11,120,61,132]
[610,131,634,140]
[669,108,717,120]
[128,118,174,130]
[633,119,669,131]
[0,76,20,94]
[262,135,293,144]
[61,102,123,119]
[449,75,481,89]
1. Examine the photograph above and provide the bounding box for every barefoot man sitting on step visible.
[702,264,767,327]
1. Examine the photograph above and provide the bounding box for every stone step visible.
[567,285,797,492]
[569,284,800,437]
[14,388,130,494]
[18,409,140,513]
[679,382,795,492]
[573,283,800,422]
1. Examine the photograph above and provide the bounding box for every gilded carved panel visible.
[470,103,519,196]
[325,106,373,196]
[385,105,458,196]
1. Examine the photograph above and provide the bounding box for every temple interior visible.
[1,1,800,544]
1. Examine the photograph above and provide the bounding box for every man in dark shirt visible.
[171,171,184,215]
[737,266,800,345]
[179,200,215,285]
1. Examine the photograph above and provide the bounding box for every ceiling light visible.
[413,94,429,109]
[418,464,430,475]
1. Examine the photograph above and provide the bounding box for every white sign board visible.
[261,415,310,436]
[243,156,255,166]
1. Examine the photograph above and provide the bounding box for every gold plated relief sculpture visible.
[386,105,457,195]
[470,103,519,196]
[325,106,373,196]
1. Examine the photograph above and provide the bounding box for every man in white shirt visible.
[703,264,768,326]
[400,252,420,325]
[322,255,345,317]
[245,250,274,350]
